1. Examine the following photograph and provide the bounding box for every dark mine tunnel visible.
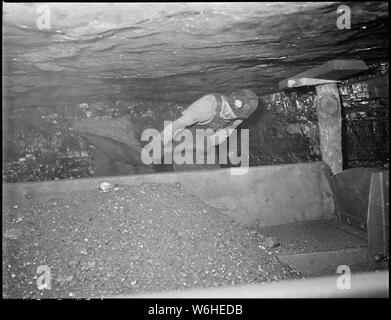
[2,2,389,300]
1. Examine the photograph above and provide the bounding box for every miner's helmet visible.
[228,89,258,119]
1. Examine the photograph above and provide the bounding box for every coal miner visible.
[159,89,259,171]
[71,89,258,175]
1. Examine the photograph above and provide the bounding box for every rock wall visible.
[339,62,389,169]
[247,61,389,169]
[3,62,388,182]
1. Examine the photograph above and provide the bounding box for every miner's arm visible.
[160,95,216,146]
[160,115,197,146]
[209,119,243,146]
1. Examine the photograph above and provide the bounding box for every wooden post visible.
[278,60,369,174]
[315,83,343,174]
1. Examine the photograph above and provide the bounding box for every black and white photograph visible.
[2,2,389,303]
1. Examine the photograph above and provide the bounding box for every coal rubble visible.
[3,183,300,298]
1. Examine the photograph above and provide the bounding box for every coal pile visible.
[3,183,301,298]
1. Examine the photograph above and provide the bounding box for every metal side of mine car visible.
[3,161,334,226]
